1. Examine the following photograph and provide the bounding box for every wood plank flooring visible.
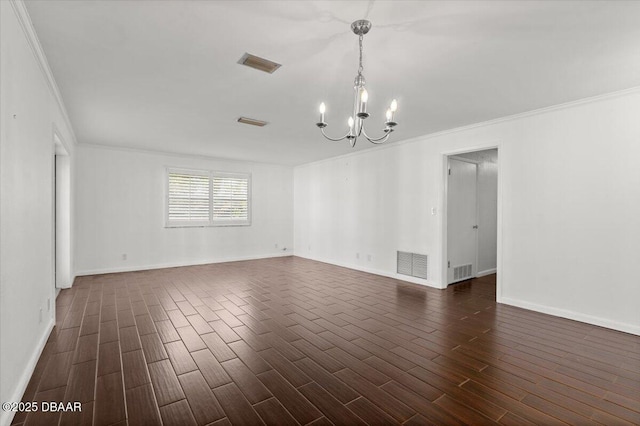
[12,256,640,425]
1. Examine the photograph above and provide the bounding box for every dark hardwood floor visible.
[12,256,640,425]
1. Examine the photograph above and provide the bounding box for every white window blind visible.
[212,174,249,222]
[166,169,250,227]
[168,172,210,223]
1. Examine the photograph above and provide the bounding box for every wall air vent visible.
[237,117,268,127]
[453,264,473,281]
[397,251,428,280]
[397,252,412,275]
[238,53,281,74]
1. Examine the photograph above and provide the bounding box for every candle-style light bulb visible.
[319,103,326,114]
[347,116,355,137]
[359,89,369,116]
[386,109,392,121]
[388,99,398,122]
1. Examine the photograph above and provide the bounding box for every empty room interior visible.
[2,1,640,425]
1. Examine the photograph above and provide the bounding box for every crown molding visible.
[10,0,77,146]
[79,142,291,168]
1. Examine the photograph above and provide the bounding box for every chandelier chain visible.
[358,33,364,76]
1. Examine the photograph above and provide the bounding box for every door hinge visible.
[448,168,451,175]
[448,261,450,268]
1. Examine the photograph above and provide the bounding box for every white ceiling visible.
[25,1,640,166]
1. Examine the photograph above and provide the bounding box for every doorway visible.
[445,148,498,287]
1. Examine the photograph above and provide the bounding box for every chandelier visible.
[316,20,398,147]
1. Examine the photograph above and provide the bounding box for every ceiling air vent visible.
[237,117,268,127]
[238,53,281,74]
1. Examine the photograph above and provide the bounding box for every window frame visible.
[165,167,251,228]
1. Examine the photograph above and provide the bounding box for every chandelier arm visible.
[367,135,391,145]
[361,125,392,143]
[320,127,351,142]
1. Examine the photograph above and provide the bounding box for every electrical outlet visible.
[367,254,372,262]
[275,243,278,249]
[356,253,360,259]
[122,253,127,261]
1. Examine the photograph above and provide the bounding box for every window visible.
[166,169,251,227]
[167,170,210,226]
[212,174,249,223]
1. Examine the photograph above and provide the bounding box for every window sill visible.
[165,222,251,228]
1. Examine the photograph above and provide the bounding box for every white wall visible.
[294,88,640,335]
[294,143,443,286]
[75,145,293,274]
[0,2,76,424]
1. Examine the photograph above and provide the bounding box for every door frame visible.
[52,125,71,292]
[441,143,503,301]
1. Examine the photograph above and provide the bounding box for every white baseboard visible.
[499,296,640,336]
[1,318,55,426]
[476,268,497,277]
[55,279,73,290]
[75,252,292,276]
[295,253,442,289]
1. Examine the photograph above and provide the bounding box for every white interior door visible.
[447,158,478,284]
